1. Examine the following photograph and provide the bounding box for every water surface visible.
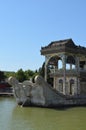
[0,97,86,130]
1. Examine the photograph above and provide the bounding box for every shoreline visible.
[0,92,13,97]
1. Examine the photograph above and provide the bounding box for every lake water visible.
[0,97,86,130]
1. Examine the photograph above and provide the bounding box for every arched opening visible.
[46,55,62,87]
[70,79,74,95]
[66,56,75,70]
[59,79,63,92]
[80,61,86,70]
[48,55,62,71]
[58,59,63,70]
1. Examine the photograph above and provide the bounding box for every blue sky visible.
[0,0,86,71]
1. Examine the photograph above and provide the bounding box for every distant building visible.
[41,39,86,96]
[0,82,12,92]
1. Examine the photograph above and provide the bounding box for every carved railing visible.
[50,69,63,74]
[50,69,78,76]
[50,68,86,77]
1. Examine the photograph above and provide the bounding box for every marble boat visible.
[8,75,86,107]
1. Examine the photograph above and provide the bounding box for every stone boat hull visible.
[8,76,86,107]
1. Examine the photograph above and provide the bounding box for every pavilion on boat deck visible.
[41,39,86,96]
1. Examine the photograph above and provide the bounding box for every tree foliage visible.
[4,62,53,86]
[0,71,6,82]
[38,62,45,77]
[16,69,27,82]
[25,69,35,79]
[38,62,53,86]
[4,71,16,78]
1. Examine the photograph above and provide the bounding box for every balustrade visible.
[50,68,78,76]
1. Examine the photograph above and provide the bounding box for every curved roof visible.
[41,38,86,55]
[47,38,75,47]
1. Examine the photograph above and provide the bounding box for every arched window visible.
[59,79,63,92]
[48,55,62,70]
[70,79,74,95]
[70,79,74,84]
[58,60,63,70]
[67,56,75,64]
[66,56,75,70]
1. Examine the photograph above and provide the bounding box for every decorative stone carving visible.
[8,76,45,106]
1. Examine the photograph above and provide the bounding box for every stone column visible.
[44,56,50,82]
[44,56,48,82]
[75,57,80,95]
[62,55,66,95]
[75,57,80,72]
[70,64,72,70]
[45,64,47,82]
[53,77,56,89]
[77,78,80,95]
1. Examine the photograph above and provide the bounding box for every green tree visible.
[39,62,45,78]
[16,69,27,82]
[25,69,38,82]
[39,62,53,86]
[25,69,35,79]
[4,71,16,78]
[0,71,6,82]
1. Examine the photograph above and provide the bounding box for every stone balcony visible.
[49,68,86,77]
